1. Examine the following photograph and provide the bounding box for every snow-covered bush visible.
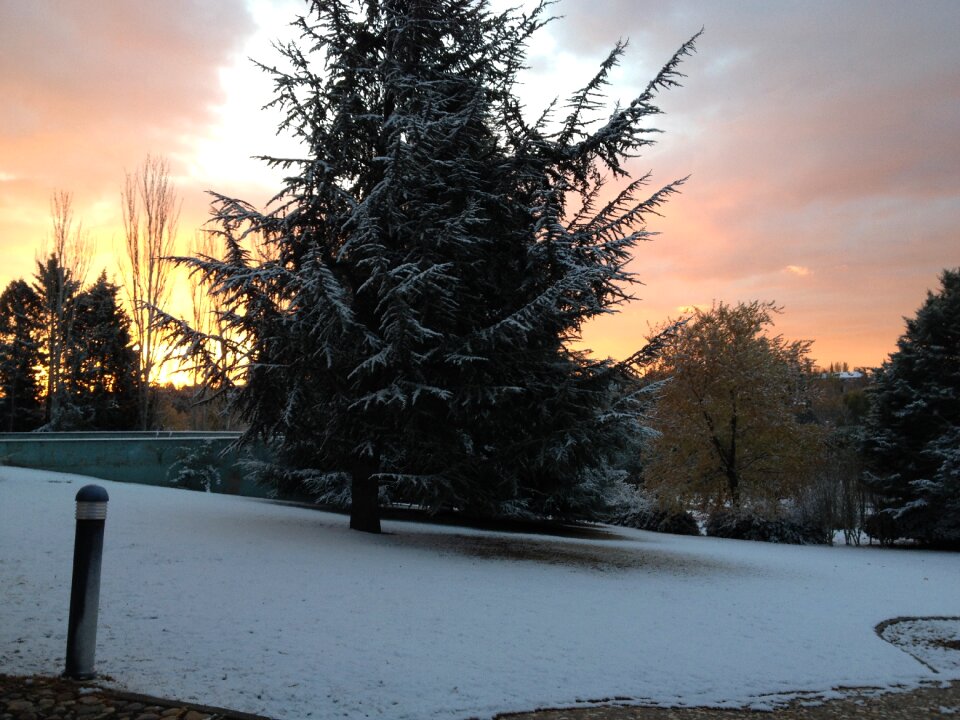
[167,441,221,493]
[863,510,900,546]
[605,483,700,536]
[239,458,348,506]
[706,508,829,545]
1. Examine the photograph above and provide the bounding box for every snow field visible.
[2,467,959,719]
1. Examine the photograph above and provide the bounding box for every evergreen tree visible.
[170,0,697,532]
[33,254,83,428]
[862,269,960,546]
[32,191,91,429]
[66,273,140,429]
[2,264,137,431]
[0,279,44,431]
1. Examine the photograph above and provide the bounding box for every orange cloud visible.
[0,0,257,285]
[566,1,959,369]
[3,0,957,375]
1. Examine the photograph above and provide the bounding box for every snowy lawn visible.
[2,467,959,720]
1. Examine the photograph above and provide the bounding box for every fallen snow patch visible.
[878,617,960,673]
[2,467,960,720]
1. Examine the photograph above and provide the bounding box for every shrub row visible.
[705,509,830,545]
[608,505,701,536]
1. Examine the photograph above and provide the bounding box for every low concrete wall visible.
[0,431,269,497]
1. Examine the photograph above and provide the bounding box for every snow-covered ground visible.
[2,467,959,719]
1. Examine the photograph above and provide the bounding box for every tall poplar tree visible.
[172,0,697,532]
[121,155,181,429]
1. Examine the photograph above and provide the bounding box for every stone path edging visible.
[0,674,272,720]
[4,673,960,720]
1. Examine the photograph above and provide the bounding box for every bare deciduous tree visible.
[185,230,244,430]
[36,191,91,427]
[120,155,181,429]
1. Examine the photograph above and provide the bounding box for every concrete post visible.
[64,484,109,680]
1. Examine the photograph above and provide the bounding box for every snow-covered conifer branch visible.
[164,0,699,529]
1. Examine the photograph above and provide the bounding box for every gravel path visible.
[502,681,960,719]
[3,674,959,720]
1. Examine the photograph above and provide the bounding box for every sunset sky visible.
[1,0,957,371]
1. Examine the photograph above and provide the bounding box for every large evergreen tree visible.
[862,268,960,546]
[172,0,697,532]
[33,254,83,429]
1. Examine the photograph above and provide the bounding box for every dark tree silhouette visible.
[862,268,960,546]
[0,279,44,431]
[168,0,698,532]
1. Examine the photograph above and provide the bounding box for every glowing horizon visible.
[2,0,957,373]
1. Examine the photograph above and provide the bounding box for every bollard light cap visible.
[76,485,108,520]
[75,485,109,503]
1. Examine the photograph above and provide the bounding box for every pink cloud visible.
[0,1,254,183]
[555,1,960,367]
[1,0,955,371]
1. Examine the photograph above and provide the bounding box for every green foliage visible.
[842,390,871,425]
[862,268,960,546]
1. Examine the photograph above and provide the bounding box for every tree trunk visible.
[350,463,381,533]
[726,399,739,507]
[5,384,14,432]
[139,379,151,430]
[726,467,741,508]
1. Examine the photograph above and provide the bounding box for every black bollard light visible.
[64,484,109,680]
